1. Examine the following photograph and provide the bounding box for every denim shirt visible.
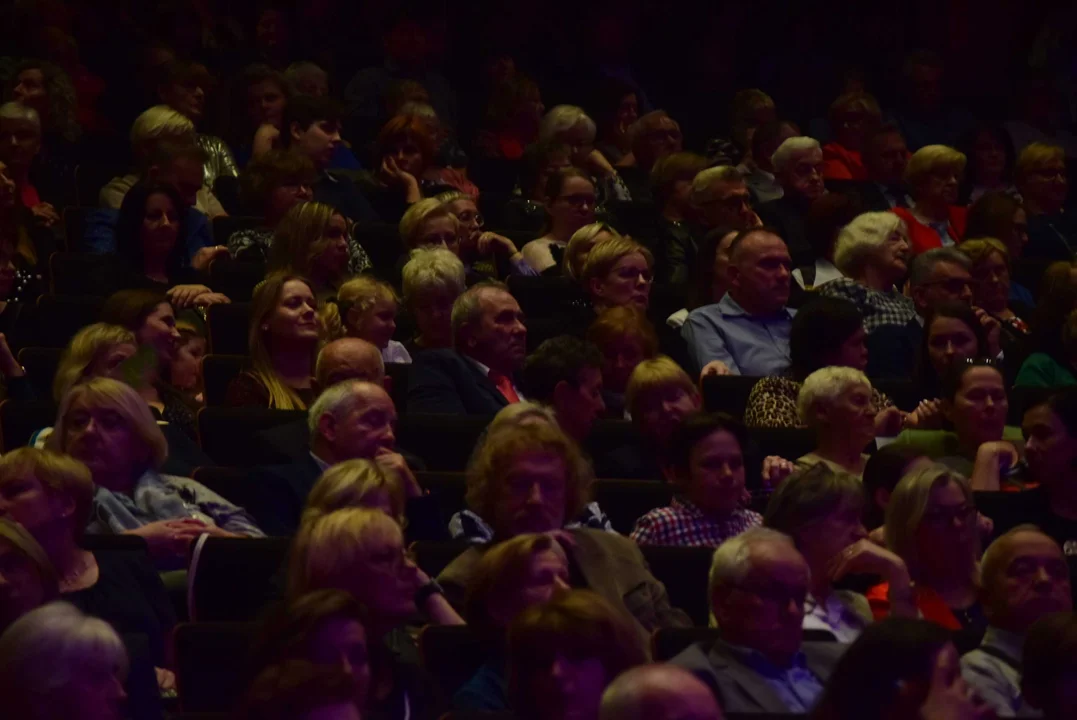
[724,641,826,713]
[682,294,795,376]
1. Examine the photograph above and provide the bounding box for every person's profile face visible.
[513,546,570,614]
[926,316,978,376]
[529,652,608,720]
[641,118,682,166]
[496,450,568,536]
[267,179,314,220]
[0,116,41,169]
[140,192,180,256]
[90,342,138,380]
[686,428,745,516]
[636,385,700,446]
[446,198,481,241]
[158,157,203,208]
[388,138,425,177]
[918,167,961,207]
[830,327,869,371]
[164,81,206,122]
[970,251,1010,312]
[557,366,605,439]
[247,79,286,128]
[701,180,754,229]
[139,302,181,363]
[0,538,47,631]
[991,532,1072,629]
[331,385,397,460]
[796,500,868,574]
[1022,405,1077,485]
[351,529,421,621]
[170,335,206,391]
[1022,160,1069,213]
[549,176,597,233]
[471,291,527,368]
[591,252,652,311]
[297,119,341,169]
[601,336,645,394]
[64,662,128,720]
[824,383,876,445]
[720,544,808,661]
[12,70,46,115]
[915,480,977,572]
[780,149,825,201]
[352,298,397,350]
[267,280,319,344]
[919,261,974,311]
[307,615,370,708]
[312,214,350,280]
[874,228,911,280]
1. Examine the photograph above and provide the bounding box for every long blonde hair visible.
[268,201,348,277]
[52,324,136,402]
[319,275,399,343]
[248,272,318,410]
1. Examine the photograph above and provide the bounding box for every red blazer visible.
[822,142,867,181]
[891,206,968,255]
[866,582,963,630]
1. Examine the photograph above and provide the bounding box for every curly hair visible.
[9,59,80,142]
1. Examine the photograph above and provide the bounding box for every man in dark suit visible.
[671,527,843,714]
[757,136,826,266]
[407,281,527,414]
[831,124,913,213]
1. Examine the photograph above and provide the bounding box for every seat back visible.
[191,467,256,510]
[174,622,253,712]
[32,295,105,348]
[17,346,62,399]
[702,375,762,418]
[418,625,488,700]
[207,303,252,355]
[385,362,411,412]
[640,546,714,626]
[197,407,306,467]
[208,257,266,302]
[396,414,491,471]
[651,627,719,661]
[62,206,91,251]
[187,537,290,621]
[49,251,116,295]
[354,222,404,281]
[202,355,249,406]
[592,479,674,535]
[0,400,57,451]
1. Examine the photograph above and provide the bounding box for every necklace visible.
[58,551,95,592]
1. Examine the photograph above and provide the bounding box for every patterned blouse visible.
[744,376,893,428]
[817,278,917,333]
[630,497,761,547]
[226,227,372,275]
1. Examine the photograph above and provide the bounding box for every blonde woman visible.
[796,366,878,477]
[226,273,319,409]
[303,459,406,527]
[438,189,537,277]
[320,275,411,363]
[268,201,370,301]
[50,323,137,402]
[1014,142,1074,261]
[398,197,462,254]
[892,145,968,253]
[563,222,619,281]
[579,234,653,312]
[868,464,984,637]
[47,378,263,565]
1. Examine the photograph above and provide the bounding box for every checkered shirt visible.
[630,497,762,547]
[817,277,917,333]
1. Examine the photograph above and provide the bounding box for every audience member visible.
[892,145,968,253]
[5,59,80,185]
[723,89,777,167]
[240,660,361,720]
[961,527,1072,717]
[439,190,536,278]
[226,64,290,166]
[507,589,648,720]
[0,518,56,633]
[522,336,606,444]
[563,222,619,281]
[757,136,827,264]
[1021,612,1077,720]
[362,114,447,220]
[1017,307,1077,388]
[916,302,992,399]
[671,527,843,713]
[0,157,53,304]
[871,465,985,645]
[401,246,467,354]
[958,238,1032,351]
[228,149,316,260]
[587,306,659,417]
[503,141,572,233]
[267,201,369,300]
[599,664,724,720]
[1016,143,1074,262]
[398,197,463,257]
[965,191,1029,264]
[0,103,59,226]
[592,80,639,167]
[618,109,683,201]
[665,226,739,330]
[958,124,1016,205]
[475,73,544,160]
[792,191,862,290]
[321,276,410,363]
[226,273,319,409]
[631,412,762,546]
[579,234,653,313]
[623,356,703,475]
[862,445,933,533]
[689,166,761,238]
[651,151,709,286]
[890,50,973,151]
[682,227,795,377]
[522,167,598,274]
[795,367,878,476]
[538,105,631,206]
[822,93,882,181]
[407,281,527,414]
[857,123,914,211]
[739,120,799,205]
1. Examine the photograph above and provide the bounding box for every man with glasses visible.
[690,165,761,232]
[908,249,1003,357]
[671,527,843,713]
[758,136,828,266]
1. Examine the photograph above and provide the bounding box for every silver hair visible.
[307,380,382,442]
[708,526,799,598]
[833,211,907,276]
[0,101,40,130]
[450,281,510,348]
[402,246,467,307]
[908,247,972,287]
[771,136,823,174]
[690,165,744,205]
[538,105,597,144]
[797,366,872,427]
[599,664,714,720]
[283,61,328,92]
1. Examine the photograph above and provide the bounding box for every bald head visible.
[316,338,385,388]
[980,526,1072,632]
[600,665,722,720]
[727,229,792,314]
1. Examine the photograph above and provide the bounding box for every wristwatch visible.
[414,579,445,606]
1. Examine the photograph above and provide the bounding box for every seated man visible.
[740,119,800,205]
[757,136,827,265]
[407,281,527,415]
[522,335,607,445]
[671,527,844,713]
[682,228,795,377]
[849,123,914,212]
[599,664,723,720]
[908,247,976,319]
[279,94,379,223]
[961,527,1072,717]
[1022,612,1077,720]
[437,420,691,642]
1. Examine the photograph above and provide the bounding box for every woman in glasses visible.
[521,168,597,274]
[891,145,968,255]
[957,238,1031,361]
[1015,143,1074,262]
[438,191,537,277]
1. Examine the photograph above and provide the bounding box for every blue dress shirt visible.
[682,294,796,376]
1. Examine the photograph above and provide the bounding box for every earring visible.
[261,325,268,331]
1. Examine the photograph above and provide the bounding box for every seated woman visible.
[507,589,646,720]
[958,124,1016,205]
[813,618,985,720]
[0,448,176,676]
[587,306,659,418]
[401,246,466,355]
[287,507,456,720]
[538,105,631,205]
[268,201,370,301]
[0,159,54,304]
[916,302,994,399]
[301,457,429,533]
[821,92,882,181]
[1015,143,1074,262]
[521,168,598,274]
[965,191,1030,267]
[48,377,263,566]
[226,273,319,409]
[745,297,900,431]
[563,222,620,282]
[227,149,316,261]
[622,356,704,477]
[399,197,462,257]
[170,314,207,406]
[870,464,986,647]
[891,145,968,254]
[438,190,536,277]
[362,115,452,221]
[958,237,1031,340]
[454,533,571,711]
[503,141,572,234]
[631,412,762,547]
[578,235,653,314]
[0,518,56,634]
[592,80,638,167]
[322,276,411,364]
[226,64,290,168]
[764,463,914,642]
[795,367,879,477]
[792,191,862,290]
[475,73,544,161]
[1017,307,1077,388]
[109,182,231,306]
[651,151,709,287]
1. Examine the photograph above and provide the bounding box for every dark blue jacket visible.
[407,349,512,416]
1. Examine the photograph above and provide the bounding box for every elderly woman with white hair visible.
[796,367,879,477]
[818,211,918,340]
[892,144,968,254]
[538,104,632,205]
[757,136,827,265]
[401,246,467,354]
[47,377,263,565]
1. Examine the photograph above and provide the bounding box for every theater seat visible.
[702,375,761,418]
[418,625,487,700]
[187,537,290,622]
[29,295,106,348]
[507,275,585,320]
[191,467,256,510]
[208,256,266,302]
[592,479,673,535]
[174,622,253,712]
[396,414,491,471]
[49,251,118,296]
[0,400,57,451]
[197,407,306,467]
[412,540,469,577]
[207,303,252,355]
[202,354,249,406]
[385,362,411,412]
[354,222,405,281]
[17,346,62,398]
[415,471,467,514]
[61,206,91,251]
[640,546,714,626]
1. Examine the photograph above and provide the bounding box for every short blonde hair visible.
[129,104,194,158]
[268,201,349,277]
[1015,142,1066,184]
[833,211,907,275]
[466,421,592,529]
[0,449,94,538]
[51,323,136,403]
[288,507,403,599]
[319,275,399,343]
[884,464,977,578]
[398,198,460,250]
[538,105,596,144]
[302,459,404,527]
[564,223,620,281]
[401,246,466,309]
[690,165,744,207]
[625,356,697,420]
[796,366,871,427]
[48,377,168,471]
[0,602,128,719]
[904,144,967,188]
[579,235,654,289]
[958,237,1009,267]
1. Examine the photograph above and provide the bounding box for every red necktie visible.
[489,370,520,404]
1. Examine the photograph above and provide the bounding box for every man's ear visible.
[289,121,304,143]
[317,412,337,443]
[551,379,574,410]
